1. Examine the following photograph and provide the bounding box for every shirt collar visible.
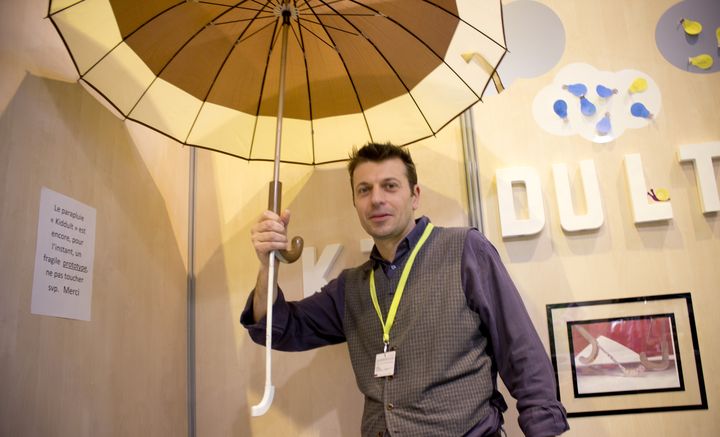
[369,216,431,266]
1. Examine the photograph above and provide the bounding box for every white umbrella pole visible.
[250,252,277,417]
[251,3,292,417]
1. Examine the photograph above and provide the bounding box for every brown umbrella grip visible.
[276,236,304,264]
[268,181,303,263]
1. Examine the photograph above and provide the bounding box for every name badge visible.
[374,351,396,378]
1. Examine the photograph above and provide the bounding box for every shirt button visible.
[390,265,397,270]
[386,403,394,411]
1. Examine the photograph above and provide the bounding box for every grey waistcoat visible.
[344,227,493,437]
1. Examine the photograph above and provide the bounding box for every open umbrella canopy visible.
[49,0,506,165]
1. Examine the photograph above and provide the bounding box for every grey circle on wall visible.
[656,0,720,74]
[495,0,566,91]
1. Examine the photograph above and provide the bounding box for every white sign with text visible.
[31,187,97,321]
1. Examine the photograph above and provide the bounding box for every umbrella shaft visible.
[271,9,291,213]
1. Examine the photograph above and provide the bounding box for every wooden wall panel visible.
[0,76,188,437]
[473,0,719,435]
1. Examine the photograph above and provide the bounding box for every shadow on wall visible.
[194,160,364,436]
[0,74,187,436]
[194,147,469,435]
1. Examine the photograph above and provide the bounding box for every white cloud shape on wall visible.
[532,63,662,144]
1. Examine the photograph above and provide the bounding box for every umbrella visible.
[48,0,507,416]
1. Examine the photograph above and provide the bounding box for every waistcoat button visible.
[386,403,394,411]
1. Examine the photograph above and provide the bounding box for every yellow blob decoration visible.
[654,188,671,202]
[689,54,714,70]
[681,18,702,36]
[716,27,720,48]
[629,77,648,94]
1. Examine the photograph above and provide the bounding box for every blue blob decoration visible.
[563,83,587,97]
[553,99,568,119]
[580,96,597,116]
[631,102,653,119]
[596,84,617,98]
[596,113,612,135]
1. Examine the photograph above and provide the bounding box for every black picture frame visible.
[546,293,707,417]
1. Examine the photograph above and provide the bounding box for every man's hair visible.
[347,142,418,192]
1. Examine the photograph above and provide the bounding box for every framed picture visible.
[546,293,707,417]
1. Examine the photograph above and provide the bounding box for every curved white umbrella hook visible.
[251,252,277,416]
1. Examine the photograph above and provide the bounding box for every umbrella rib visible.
[152,1,272,81]
[226,0,267,9]
[66,1,186,79]
[236,19,278,44]
[204,0,302,21]
[48,3,182,120]
[419,0,507,51]
[186,1,276,146]
[418,0,509,105]
[499,0,508,59]
[303,2,374,144]
[303,12,376,16]
[99,0,270,147]
[216,15,276,25]
[346,0,508,127]
[46,0,85,17]
[345,0,480,105]
[292,2,316,164]
[299,19,359,37]
[133,1,274,143]
[77,0,247,120]
[243,0,280,11]
[109,115,363,166]
[296,22,340,49]
[248,6,283,160]
[198,1,263,11]
[320,0,435,136]
[47,14,84,79]
[296,0,343,12]
[112,2,186,45]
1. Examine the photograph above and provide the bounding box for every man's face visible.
[351,158,420,245]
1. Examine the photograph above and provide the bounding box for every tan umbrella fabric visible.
[49,0,506,165]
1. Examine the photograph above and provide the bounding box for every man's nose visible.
[370,186,385,204]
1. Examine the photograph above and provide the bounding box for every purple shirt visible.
[242,217,569,436]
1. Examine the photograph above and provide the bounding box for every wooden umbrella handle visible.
[268,181,304,263]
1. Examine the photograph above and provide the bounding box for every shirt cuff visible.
[239,288,290,346]
[519,404,570,437]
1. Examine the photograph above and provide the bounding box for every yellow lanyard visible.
[370,223,434,349]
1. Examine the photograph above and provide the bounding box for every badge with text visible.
[374,351,396,378]
[370,224,434,379]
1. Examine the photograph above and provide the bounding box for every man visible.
[242,143,569,437]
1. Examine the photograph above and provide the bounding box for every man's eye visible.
[357,187,369,195]
[384,183,398,190]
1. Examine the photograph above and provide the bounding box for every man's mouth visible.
[369,212,391,222]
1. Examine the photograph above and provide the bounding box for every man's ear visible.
[411,184,420,210]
